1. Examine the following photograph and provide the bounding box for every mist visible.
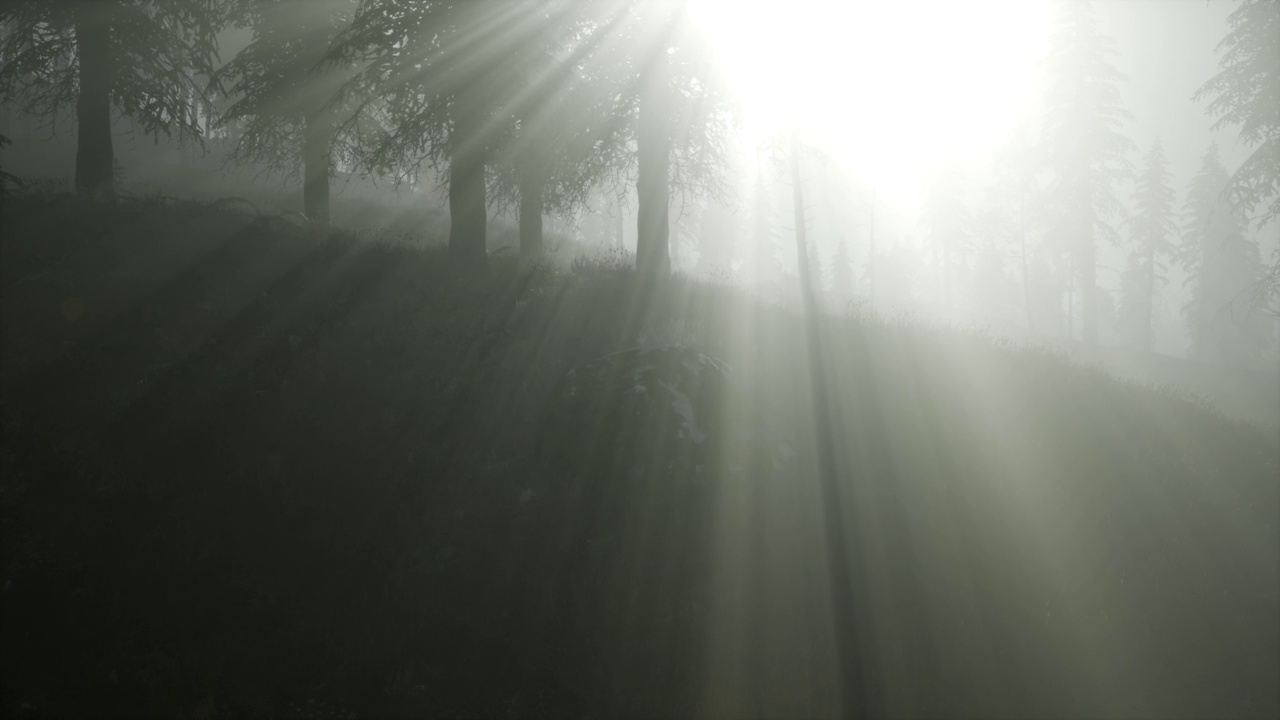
[2,1,1277,718]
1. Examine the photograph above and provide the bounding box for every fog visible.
[1,1,1277,717]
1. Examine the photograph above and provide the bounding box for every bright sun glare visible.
[690,0,1051,204]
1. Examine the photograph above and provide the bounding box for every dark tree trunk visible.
[636,48,671,285]
[518,171,544,261]
[73,3,114,200]
[303,110,331,226]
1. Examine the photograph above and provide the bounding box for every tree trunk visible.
[1142,245,1156,352]
[302,110,331,226]
[614,200,625,249]
[636,48,671,285]
[73,2,115,201]
[447,101,488,273]
[518,171,544,262]
[1080,222,1098,345]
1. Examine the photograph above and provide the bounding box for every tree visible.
[577,1,733,285]
[831,237,854,296]
[863,187,881,303]
[1180,144,1273,364]
[0,0,226,200]
[693,195,739,276]
[746,146,782,291]
[216,0,365,226]
[484,3,636,262]
[1118,139,1178,351]
[1040,0,1134,345]
[1194,0,1279,226]
[986,125,1042,331]
[920,162,971,310]
[634,9,675,284]
[329,0,519,272]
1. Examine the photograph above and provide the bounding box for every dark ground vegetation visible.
[1,194,1277,719]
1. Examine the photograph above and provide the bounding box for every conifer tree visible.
[0,0,227,200]
[330,1,589,270]
[1118,139,1178,351]
[217,0,363,226]
[1181,144,1273,364]
[1195,0,1279,312]
[1194,0,1279,226]
[1040,0,1135,344]
[831,238,854,295]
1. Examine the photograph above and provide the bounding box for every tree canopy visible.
[0,0,226,198]
[1039,0,1135,345]
[215,0,369,224]
[1118,139,1178,350]
[1194,0,1279,226]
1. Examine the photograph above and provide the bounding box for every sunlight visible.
[691,0,1051,205]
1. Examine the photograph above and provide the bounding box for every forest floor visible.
[1,194,1277,719]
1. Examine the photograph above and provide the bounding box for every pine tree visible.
[1195,0,1280,315]
[1118,139,1178,351]
[0,0,227,200]
[1040,0,1135,345]
[807,239,828,294]
[1194,0,1279,225]
[987,125,1041,331]
[831,238,854,295]
[330,1,729,274]
[1180,144,1273,364]
[217,0,362,226]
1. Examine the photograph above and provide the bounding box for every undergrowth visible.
[1,194,1276,719]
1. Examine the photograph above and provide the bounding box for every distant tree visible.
[986,126,1042,331]
[694,198,737,275]
[1194,0,1279,226]
[1118,139,1178,351]
[1195,0,1280,314]
[970,238,1020,326]
[216,0,366,226]
[830,237,854,295]
[0,0,226,200]
[863,186,881,302]
[1040,0,1135,345]
[807,237,828,294]
[920,162,971,309]
[1180,144,1273,364]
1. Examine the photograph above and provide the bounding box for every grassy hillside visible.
[2,195,1277,719]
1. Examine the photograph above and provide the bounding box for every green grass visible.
[1,194,1276,719]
